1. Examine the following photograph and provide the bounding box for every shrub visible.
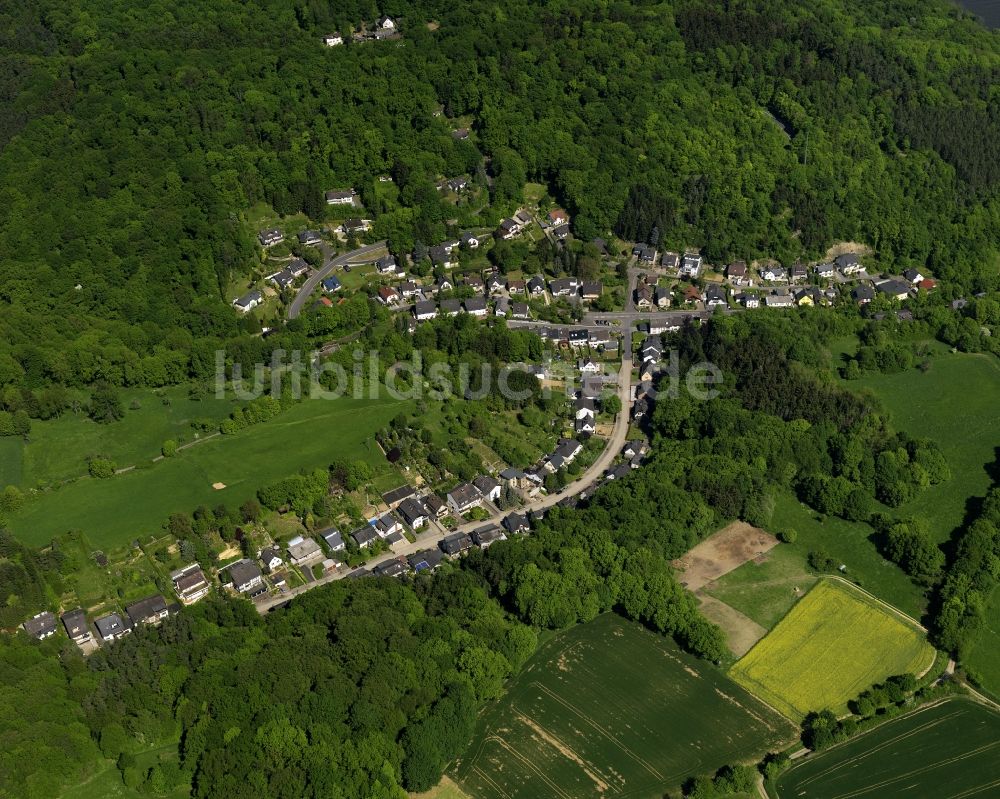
[161,439,178,457]
[88,458,117,479]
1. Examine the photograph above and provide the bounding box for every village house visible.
[876,279,912,301]
[258,229,283,247]
[440,532,473,558]
[497,218,521,240]
[61,608,92,644]
[298,229,323,246]
[229,559,265,595]
[375,254,398,274]
[527,275,546,295]
[635,283,654,310]
[408,548,445,572]
[680,252,702,278]
[550,277,580,296]
[552,224,571,240]
[452,128,470,140]
[233,290,263,313]
[640,340,662,362]
[374,558,409,578]
[903,268,925,284]
[463,273,485,291]
[852,285,875,305]
[322,530,345,553]
[486,273,506,294]
[460,231,479,249]
[726,261,748,283]
[703,284,727,307]
[321,275,342,293]
[22,611,58,640]
[503,512,531,535]
[765,290,794,308]
[464,297,488,317]
[472,526,507,548]
[737,292,760,309]
[447,482,483,514]
[287,535,323,566]
[507,279,526,294]
[125,595,170,627]
[683,285,701,304]
[760,265,787,282]
[377,285,401,306]
[323,32,344,46]
[260,547,283,572]
[661,251,680,271]
[440,298,462,316]
[373,513,401,538]
[836,253,863,275]
[429,244,457,268]
[325,188,356,206]
[580,281,603,301]
[398,280,422,299]
[95,612,131,643]
[568,329,589,348]
[790,263,808,282]
[171,564,210,605]
[397,497,429,529]
[473,475,502,503]
[654,285,671,308]
[815,262,836,280]
[510,301,531,320]
[578,358,601,374]
[423,493,447,518]
[352,526,378,549]
[413,299,438,321]
[634,245,657,264]
[434,276,454,293]
[548,208,569,226]
[382,484,417,507]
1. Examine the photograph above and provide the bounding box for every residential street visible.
[255,355,634,613]
[287,240,388,319]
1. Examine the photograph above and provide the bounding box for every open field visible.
[730,580,934,721]
[410,776,472,799]
[705,492,927,626]
[6,395,411,549]
[452,613,795,799]
[11,386,239,489]
[774,698,1000,799]
[852,350,1000,544]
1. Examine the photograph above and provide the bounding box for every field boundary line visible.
[823,575,928,632]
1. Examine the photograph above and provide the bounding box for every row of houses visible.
[634,247,703,278]
[22,593,175,647]
[496,210,535,240]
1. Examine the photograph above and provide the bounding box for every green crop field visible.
[6,394,411,549]
[774,698,1000,799]
[730,580,934,721]
[452,613,795,799]
[852,350,1000,544]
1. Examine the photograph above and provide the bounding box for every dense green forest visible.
[2,0,1000,410]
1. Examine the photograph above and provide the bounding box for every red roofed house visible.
[548,208,569,226]
[918,278,937,291]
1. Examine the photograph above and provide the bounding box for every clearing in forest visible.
[730,579,934,721]
[452,613,795,799]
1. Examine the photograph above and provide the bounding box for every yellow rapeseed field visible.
[729,579,934,720]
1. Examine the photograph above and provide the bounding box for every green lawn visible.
[773,698,1000,799]
[16,386,238,489]
[452,613,795,799]
[706,492,928,624]
[852,351,1000,544]
[0,436,22,487]
[7,394,411,549]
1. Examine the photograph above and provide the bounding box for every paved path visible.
[287,240,388,319]
[256,356,633,613]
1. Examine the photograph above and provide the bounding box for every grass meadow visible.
[6,394,411,549]
[730,580,934,721]
[773,698,1000,799]
[452,613,795,799]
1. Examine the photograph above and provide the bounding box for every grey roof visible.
[397,497,428,526]
[352,526,379,546]
[382,484,416,505]
[464,297,487,313]
[229,559,263,589]
[234,290,263,308]
[472,526,506,546]
[95,612,130,640]
[261,547,282,563]
[440,298,463,314]
[555,438,582,460]
[298,229,322,244]
[448,482,482,508]
[877,279,912,296]
[503,512,530,533]
[125,594,168,624]
[373,558,410,578]
[473,475,500,495]
[322,530,344,550]
[835,252,860,268]
[852,285,875,301]
[23,611,58,638]
[408,548,444,571]
[440,532,473,555]
[414,299,437,317]
[499,467,525,479]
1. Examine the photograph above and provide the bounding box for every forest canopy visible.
[1,0,1000,401]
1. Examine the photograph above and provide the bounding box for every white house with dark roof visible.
[447,482,483,514]
[23,611,58,640]
[229,559,265,595]
[233,290,263,313]
[325,188,356,205]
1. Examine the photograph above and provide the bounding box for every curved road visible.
[287,240,388,319]
[255,356,633,613]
